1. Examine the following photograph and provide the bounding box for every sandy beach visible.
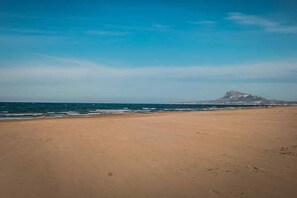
[0,107,297,198]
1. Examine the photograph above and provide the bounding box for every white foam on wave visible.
[174,108,194,111]
[0,113,44,117]
[142,107,156,110]
[86,112,101,115]
[89,109,131,114]
[66,111,80,116]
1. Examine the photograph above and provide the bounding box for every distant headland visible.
[176,91,297,105]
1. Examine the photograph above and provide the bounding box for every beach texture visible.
[0,107,297,198]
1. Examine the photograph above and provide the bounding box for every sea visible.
[0,102,267,120]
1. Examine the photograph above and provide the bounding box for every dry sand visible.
[0,107,297,198]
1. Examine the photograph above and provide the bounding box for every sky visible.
[0,0,297,103]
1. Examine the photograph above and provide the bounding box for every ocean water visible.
[0,102,266,120]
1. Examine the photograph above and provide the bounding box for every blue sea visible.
[0,102,266,120]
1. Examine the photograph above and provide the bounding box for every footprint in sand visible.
[208,189,221,196]
[279,146,297,156]
[247,165,260,172]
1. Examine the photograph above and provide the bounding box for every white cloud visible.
[152,24,170,30]
[0,27,59,35]
[0,28,129,37]
[0,56,296,83]
[0,12,42,19]
[1,56,297,102]
[226,12,297,33]
[189,21,216,26]
[85,30,129,36]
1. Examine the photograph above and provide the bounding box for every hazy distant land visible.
[176,91,297,105]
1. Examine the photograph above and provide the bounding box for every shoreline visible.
[0,104,285,122]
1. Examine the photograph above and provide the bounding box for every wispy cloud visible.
[84,24,170,36]
[103,23,171,32]
[0,12,93,21]
[0,27,59,35]
[226,12,297,33]
[0,12,42,19]
[1,55,296,83]
[85,30,129,36]
[0,27,129,37]
[152,24,170,30]
[189,21,216,26]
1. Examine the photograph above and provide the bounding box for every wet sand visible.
[0,107,297,198]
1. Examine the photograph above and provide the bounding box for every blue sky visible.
[0,0,297,102]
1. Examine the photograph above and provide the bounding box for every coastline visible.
[0,104,281,122]
[1,107,297,197]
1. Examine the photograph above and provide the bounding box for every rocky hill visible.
[213,91,268,105]
[179,91,296,105]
